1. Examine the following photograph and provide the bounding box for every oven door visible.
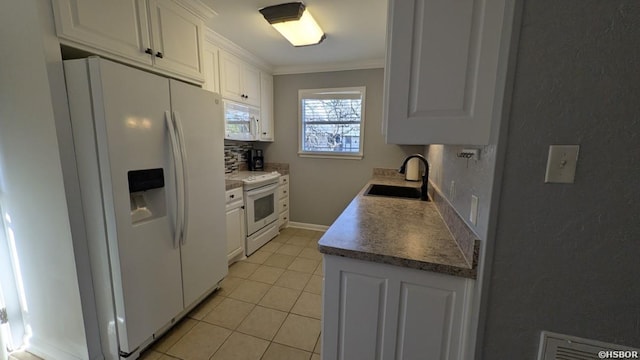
[245,182,279,235]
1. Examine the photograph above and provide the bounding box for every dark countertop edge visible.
[318,242,479,279]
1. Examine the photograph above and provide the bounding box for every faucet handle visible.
[398,165,406,174]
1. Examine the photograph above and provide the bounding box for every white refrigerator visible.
[63,57,227,359]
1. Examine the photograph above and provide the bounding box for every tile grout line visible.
[144,230,324,360]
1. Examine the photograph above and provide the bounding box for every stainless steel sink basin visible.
[364,184,425,200]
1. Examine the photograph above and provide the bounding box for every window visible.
[298,87,366,159]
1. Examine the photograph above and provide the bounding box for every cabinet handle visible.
[284,190,287,194]
[241,206,245,209]
[144,48,153,55]
[263,132,267,135]
[155,51,164,58]
[230,194,235,198]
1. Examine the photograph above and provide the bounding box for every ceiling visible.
[201,0,388,74]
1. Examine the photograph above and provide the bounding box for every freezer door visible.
[90,59,184,353]
[169,80,228,307]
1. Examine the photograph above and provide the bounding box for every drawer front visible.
[279,185,289,199]
[226,187,243,204]
[279,210,289,228]
[279,175,289,185]
[279,197,289,214]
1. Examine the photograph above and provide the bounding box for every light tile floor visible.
[140,227,324,360]
[7,228,324,360]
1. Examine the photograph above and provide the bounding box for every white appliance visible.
[224,100,259,140]
[243,172,281,255]
[63,57,227,359]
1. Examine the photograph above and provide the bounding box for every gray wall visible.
[481,0,640,357]
[260,69,423,226]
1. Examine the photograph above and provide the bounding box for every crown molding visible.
[205,28,274,72]
[272,58,385,75]
[175,0,217,20]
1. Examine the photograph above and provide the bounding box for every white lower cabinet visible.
[225,188,245,264]
[278,175,289,229]
[322,254,474,360]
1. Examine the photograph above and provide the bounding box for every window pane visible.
[302,99,361,124]
[303,123,361,152]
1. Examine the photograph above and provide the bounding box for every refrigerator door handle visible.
[173,111,190,246]
[165,111,183,249]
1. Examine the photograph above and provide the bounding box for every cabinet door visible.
[226,206,245,263]
[148,0,205,82]
[219,51,245,103]
[259,72,274,141]
[243,66,262,107]
[338,272,387,360]
[202,43,220,93]
[395,279,469,360]
[53,0,152,65]
[384,0,508,145]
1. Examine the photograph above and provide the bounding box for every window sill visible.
[298,152,363,160]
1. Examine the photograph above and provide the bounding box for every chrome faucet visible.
[399,154,430,201]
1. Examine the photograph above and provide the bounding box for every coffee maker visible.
[247,149,264,171]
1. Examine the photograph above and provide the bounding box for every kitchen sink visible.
[364,184,425,200]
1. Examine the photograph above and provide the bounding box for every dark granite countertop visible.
[318,175,477,279]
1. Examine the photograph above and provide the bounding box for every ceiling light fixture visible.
[259,2,326,47]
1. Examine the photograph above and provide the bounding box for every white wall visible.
[0,1,90,359]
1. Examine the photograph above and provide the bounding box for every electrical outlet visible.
[470,195,479,226]
[544,145,580,183]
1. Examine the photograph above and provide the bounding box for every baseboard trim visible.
[27,337,95,360]
[288,222,329,232]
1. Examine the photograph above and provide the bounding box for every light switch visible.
[544,145,580,183]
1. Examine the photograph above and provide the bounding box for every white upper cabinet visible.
[384,0,511,145]
[220,51,261,107]
[52,0,152,64]
[259,72,274,141]
[148,0,206,81]
[53,0,214,83]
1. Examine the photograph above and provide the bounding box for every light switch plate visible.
[544,145,580,183]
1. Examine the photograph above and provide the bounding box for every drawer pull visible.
[230,194,235,198]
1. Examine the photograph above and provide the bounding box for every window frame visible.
[298,86,366,160]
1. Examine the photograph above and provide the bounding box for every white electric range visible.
[227,171,281,255]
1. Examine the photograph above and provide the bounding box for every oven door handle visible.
[246,182,279,198]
